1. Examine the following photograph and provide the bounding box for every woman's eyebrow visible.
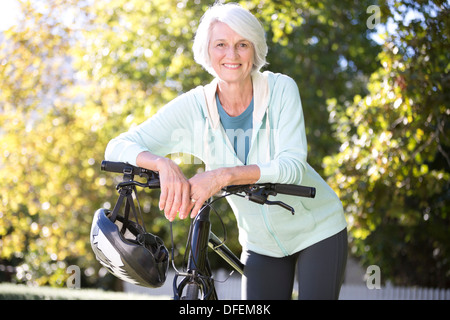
[212,38,250,43]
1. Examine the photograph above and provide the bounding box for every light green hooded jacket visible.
[105,71,347,257]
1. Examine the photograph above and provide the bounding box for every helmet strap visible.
[110,185,146,236]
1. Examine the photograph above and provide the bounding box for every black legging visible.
[241,228,348,300]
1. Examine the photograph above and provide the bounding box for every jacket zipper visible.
[261,206,289,256]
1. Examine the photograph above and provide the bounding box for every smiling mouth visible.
[223,63,241,69]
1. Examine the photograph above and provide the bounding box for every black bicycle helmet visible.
[90,208,169,288]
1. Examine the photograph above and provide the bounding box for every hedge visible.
[0,283,168,300]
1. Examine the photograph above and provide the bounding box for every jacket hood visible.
[202,72,270,130]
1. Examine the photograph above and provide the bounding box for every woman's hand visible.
[189,165,260,218]
[188,169,227,218]
[155,157,194,221]
[136,152,193,221]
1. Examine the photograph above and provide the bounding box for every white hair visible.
[192,2,268,76]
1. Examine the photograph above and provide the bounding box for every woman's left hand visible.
[188,169,227,218]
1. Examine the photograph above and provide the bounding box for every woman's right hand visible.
[155,157,193,221]
[137,152,193,221]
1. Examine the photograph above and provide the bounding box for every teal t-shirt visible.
[216,94,254,164]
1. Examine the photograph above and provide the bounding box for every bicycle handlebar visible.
[101,160,158,177]
[101,160,316,213]
[223,183,315,198]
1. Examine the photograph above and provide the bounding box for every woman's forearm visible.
[217,165,261,187]
[136,151,169,172]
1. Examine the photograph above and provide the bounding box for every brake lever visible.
[265,200,295,215]
[237,185,295,215]
[116,179,160,190]
[116,180,148,190]
[223,185,296,214]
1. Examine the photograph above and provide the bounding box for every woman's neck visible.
[217,77,253,117]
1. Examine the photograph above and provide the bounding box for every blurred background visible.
[0,0,448,295]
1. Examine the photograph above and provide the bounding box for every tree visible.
[324,0,450,287]
[0,0,87,285]
[248,0,382,170]
[3,0,445,289]
[0,0,217,287]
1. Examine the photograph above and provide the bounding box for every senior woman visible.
[105,3,347,300]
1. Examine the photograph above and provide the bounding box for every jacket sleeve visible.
[105,90,202,166]
[256,75,308,185]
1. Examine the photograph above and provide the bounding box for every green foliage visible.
[249,0,382,167]
[1,0,448,290]
[324,0,450,287]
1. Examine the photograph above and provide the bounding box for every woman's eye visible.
[238,42,250,49]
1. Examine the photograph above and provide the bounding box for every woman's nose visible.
[226,47,238,59]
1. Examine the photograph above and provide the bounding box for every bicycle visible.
[100,160,316,300]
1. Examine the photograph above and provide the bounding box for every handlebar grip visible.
[101,161,136,174]
[273,184,316,198]
[101,160,157,177]
[101,161,160,189]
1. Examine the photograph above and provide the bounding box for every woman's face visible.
[208,22,254,84]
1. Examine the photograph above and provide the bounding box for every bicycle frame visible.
[209,232,244,276]
[173,202,244,300]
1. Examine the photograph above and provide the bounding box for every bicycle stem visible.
[187,204,212,273]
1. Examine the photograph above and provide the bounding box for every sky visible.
[0,0,21,31]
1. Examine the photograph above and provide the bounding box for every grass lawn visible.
[0,282,170,300]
